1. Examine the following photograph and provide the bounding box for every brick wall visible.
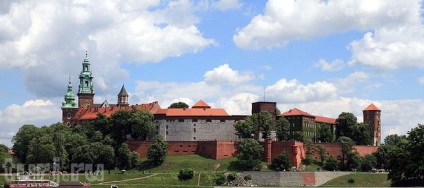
[264,141,306,168]
[311,143,378,160]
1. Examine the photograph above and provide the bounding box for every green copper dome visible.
[62,77,77,108]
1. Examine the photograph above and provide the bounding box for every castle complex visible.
[62,55,381,166]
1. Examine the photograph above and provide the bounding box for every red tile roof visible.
[77,102,161,120]
[315,116,336,124]
[281,108,315,117]
[192,100,211,108]
[8,150,14,155]
[155,107,228,116]
[364,103,380,111]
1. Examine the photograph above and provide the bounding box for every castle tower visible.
[363,103,381,146]
[117,85,129,106]
[61,76,78,125]
[77,53,95,109]
[252,102,277,118]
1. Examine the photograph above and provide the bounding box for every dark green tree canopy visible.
[271,151,291,171]
[0,144,9,153]
[147,135,168,166]
[275,117,290,141]
[236,138,264,171]
[234,117,256,139]
[168,102,189,108]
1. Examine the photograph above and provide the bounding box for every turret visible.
[77,52,95,109]
[363,103,381,146]
[117,85,129,106]
[61,76,78,126]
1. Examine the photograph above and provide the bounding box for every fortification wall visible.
[311,143,378,160]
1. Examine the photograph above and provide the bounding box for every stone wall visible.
[244,171,351,187]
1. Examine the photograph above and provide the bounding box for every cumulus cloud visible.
[265,79,338,103]
[314,59,345,71]
[419,76,424,84]
[214,0,241,10]
[334,71,370,93]
[0,99,60,146]
[233,0,421,49]
[0,0,215,97]
[204,64,254,85]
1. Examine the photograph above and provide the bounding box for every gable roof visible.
[315,115,336,124]
[77,101,161,120]
[281,108,315,117]
[192,100,211,108]
[364,103,380,111]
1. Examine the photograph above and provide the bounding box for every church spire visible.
[62,76,76,108]
[117,85,129,106]
[78,52,94,94]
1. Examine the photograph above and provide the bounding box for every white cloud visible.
[233,0,421,49]
[204,64,254,85]
[419,76,424,84]
[348,26,424,70]
[266,79,338,103]
[0,99,60,146]
[314,59,344,71]
[214,0,242,10]
[217,93,259,115]
[0,0,215,97]
[334,71,370,93]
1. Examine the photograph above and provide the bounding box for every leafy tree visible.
[12,124,40,164]
[316,144,327,165]
[147,135,168,166]
[72,142,115,170]
[323,156,339,171]
[275,117,290,141]
[131,152,139,168]
[384,134,406,145]
[338,136,355,170]
[361,154,377,172]
[129,108,154,140]
[110,110,133,145]
[169,102,189,108]
[352,123,372,145]
[0,144,9,153]
[271,151,291,171]
[252,112,274,139]
[234,117,256,139]
[236,138,264,171]
[92,113,112,136]
[317,124,333,143]
[345,151,361,171]
[336,112,357,139]
[26,136,56,164]
[116,143,133,170]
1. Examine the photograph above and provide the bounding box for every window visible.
[193,128,196,133]
[166,131,168,135]
[193,137,196,140]
[206,119,212,122]
[166,125,169,129]
[67,113,71,119]
[178,119,184,122]
[220,119,225,122]
[156,126,159,130]
[193,119,198,122]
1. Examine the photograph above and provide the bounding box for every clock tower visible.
[77,53,95,109]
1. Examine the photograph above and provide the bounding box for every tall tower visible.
[61,76,78,125]
[77,53,95,109]
[117,85,129,106]
[252,102,277,118]
[363,103,381,146]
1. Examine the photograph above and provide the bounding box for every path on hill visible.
[97,174,157,185]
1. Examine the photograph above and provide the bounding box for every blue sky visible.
[1,0,424,146]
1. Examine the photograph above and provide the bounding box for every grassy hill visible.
[321,173,391,187]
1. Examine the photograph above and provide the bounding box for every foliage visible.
[352,123,372,145]
[348,178,355,183]
[384,134,406,145]
[338,136,355,169]
[336,112,357,139]
[168,102,189,108]
[316,144,327,165]
[12,124,40,164]
[236,138,264,171]
[271,151,291,171]
[215,174,226,185]
[0,144,9,153]
[360,154,377,172]
[323,156,339,171]
[116,143,133,170]
[301,157,314,165]
[234,117,256,139]
[345,151,361,171]
[322,173,391,187]
[275,117,290,141]
[178,168,194,180]
[387,124,424,185]
[110,108,154,143]
[317,123,334,143]
[252,111,274,139]
[147,135,168,166]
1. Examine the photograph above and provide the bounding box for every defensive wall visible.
[244,171,351,187]
[127,140,377,168]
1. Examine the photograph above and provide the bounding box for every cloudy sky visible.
[1,0,424,146]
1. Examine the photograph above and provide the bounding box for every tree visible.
[234,117,256,139]
[338,136,355,170]
[336,112,357,139]
[169,102,189,108]
[129,108,154,140]
[384,134,406,145]
[110,110,133,145]
[12,124,40,164]
[178,168,194,180]
[92,113,112,136]
[316,144,327,165]
[252,112,274,139]
[317,124,333,143]
[236,138,264,171]
[275,117,290,141]
[0,144,9,153]
[116,143,133,170]
[26,136,56,164]
[352,123,372,145]
[271,151,291,171]
[361,154,377,172]
[147,135,168,166]
[345,151,361,171]
[323,156,339,171]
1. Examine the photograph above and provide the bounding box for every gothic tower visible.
[61,76,78,125]
[363,103,381,146]
[77,53,95,109]
[117,85,129,106]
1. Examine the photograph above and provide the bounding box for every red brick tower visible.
[363,104,381,146]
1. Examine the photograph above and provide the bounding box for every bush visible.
[178,168,194,181]
[323,156,339,171]
[244,174,252,181]
[215,174,226,185]
[271,151,291,171]
[227,173,236,181]
[301,156,314,165]
[348,178,355,184]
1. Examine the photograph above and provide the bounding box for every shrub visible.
[301,156,314,165]
[271,151,291,171]
[323,156,339,171]
[348,178,355,184]
[178,168,194,181]
[227,173,236,181]
[215,174,226,185]
[244,174,252,181]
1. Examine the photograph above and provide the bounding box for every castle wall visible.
[311,143,378,160]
